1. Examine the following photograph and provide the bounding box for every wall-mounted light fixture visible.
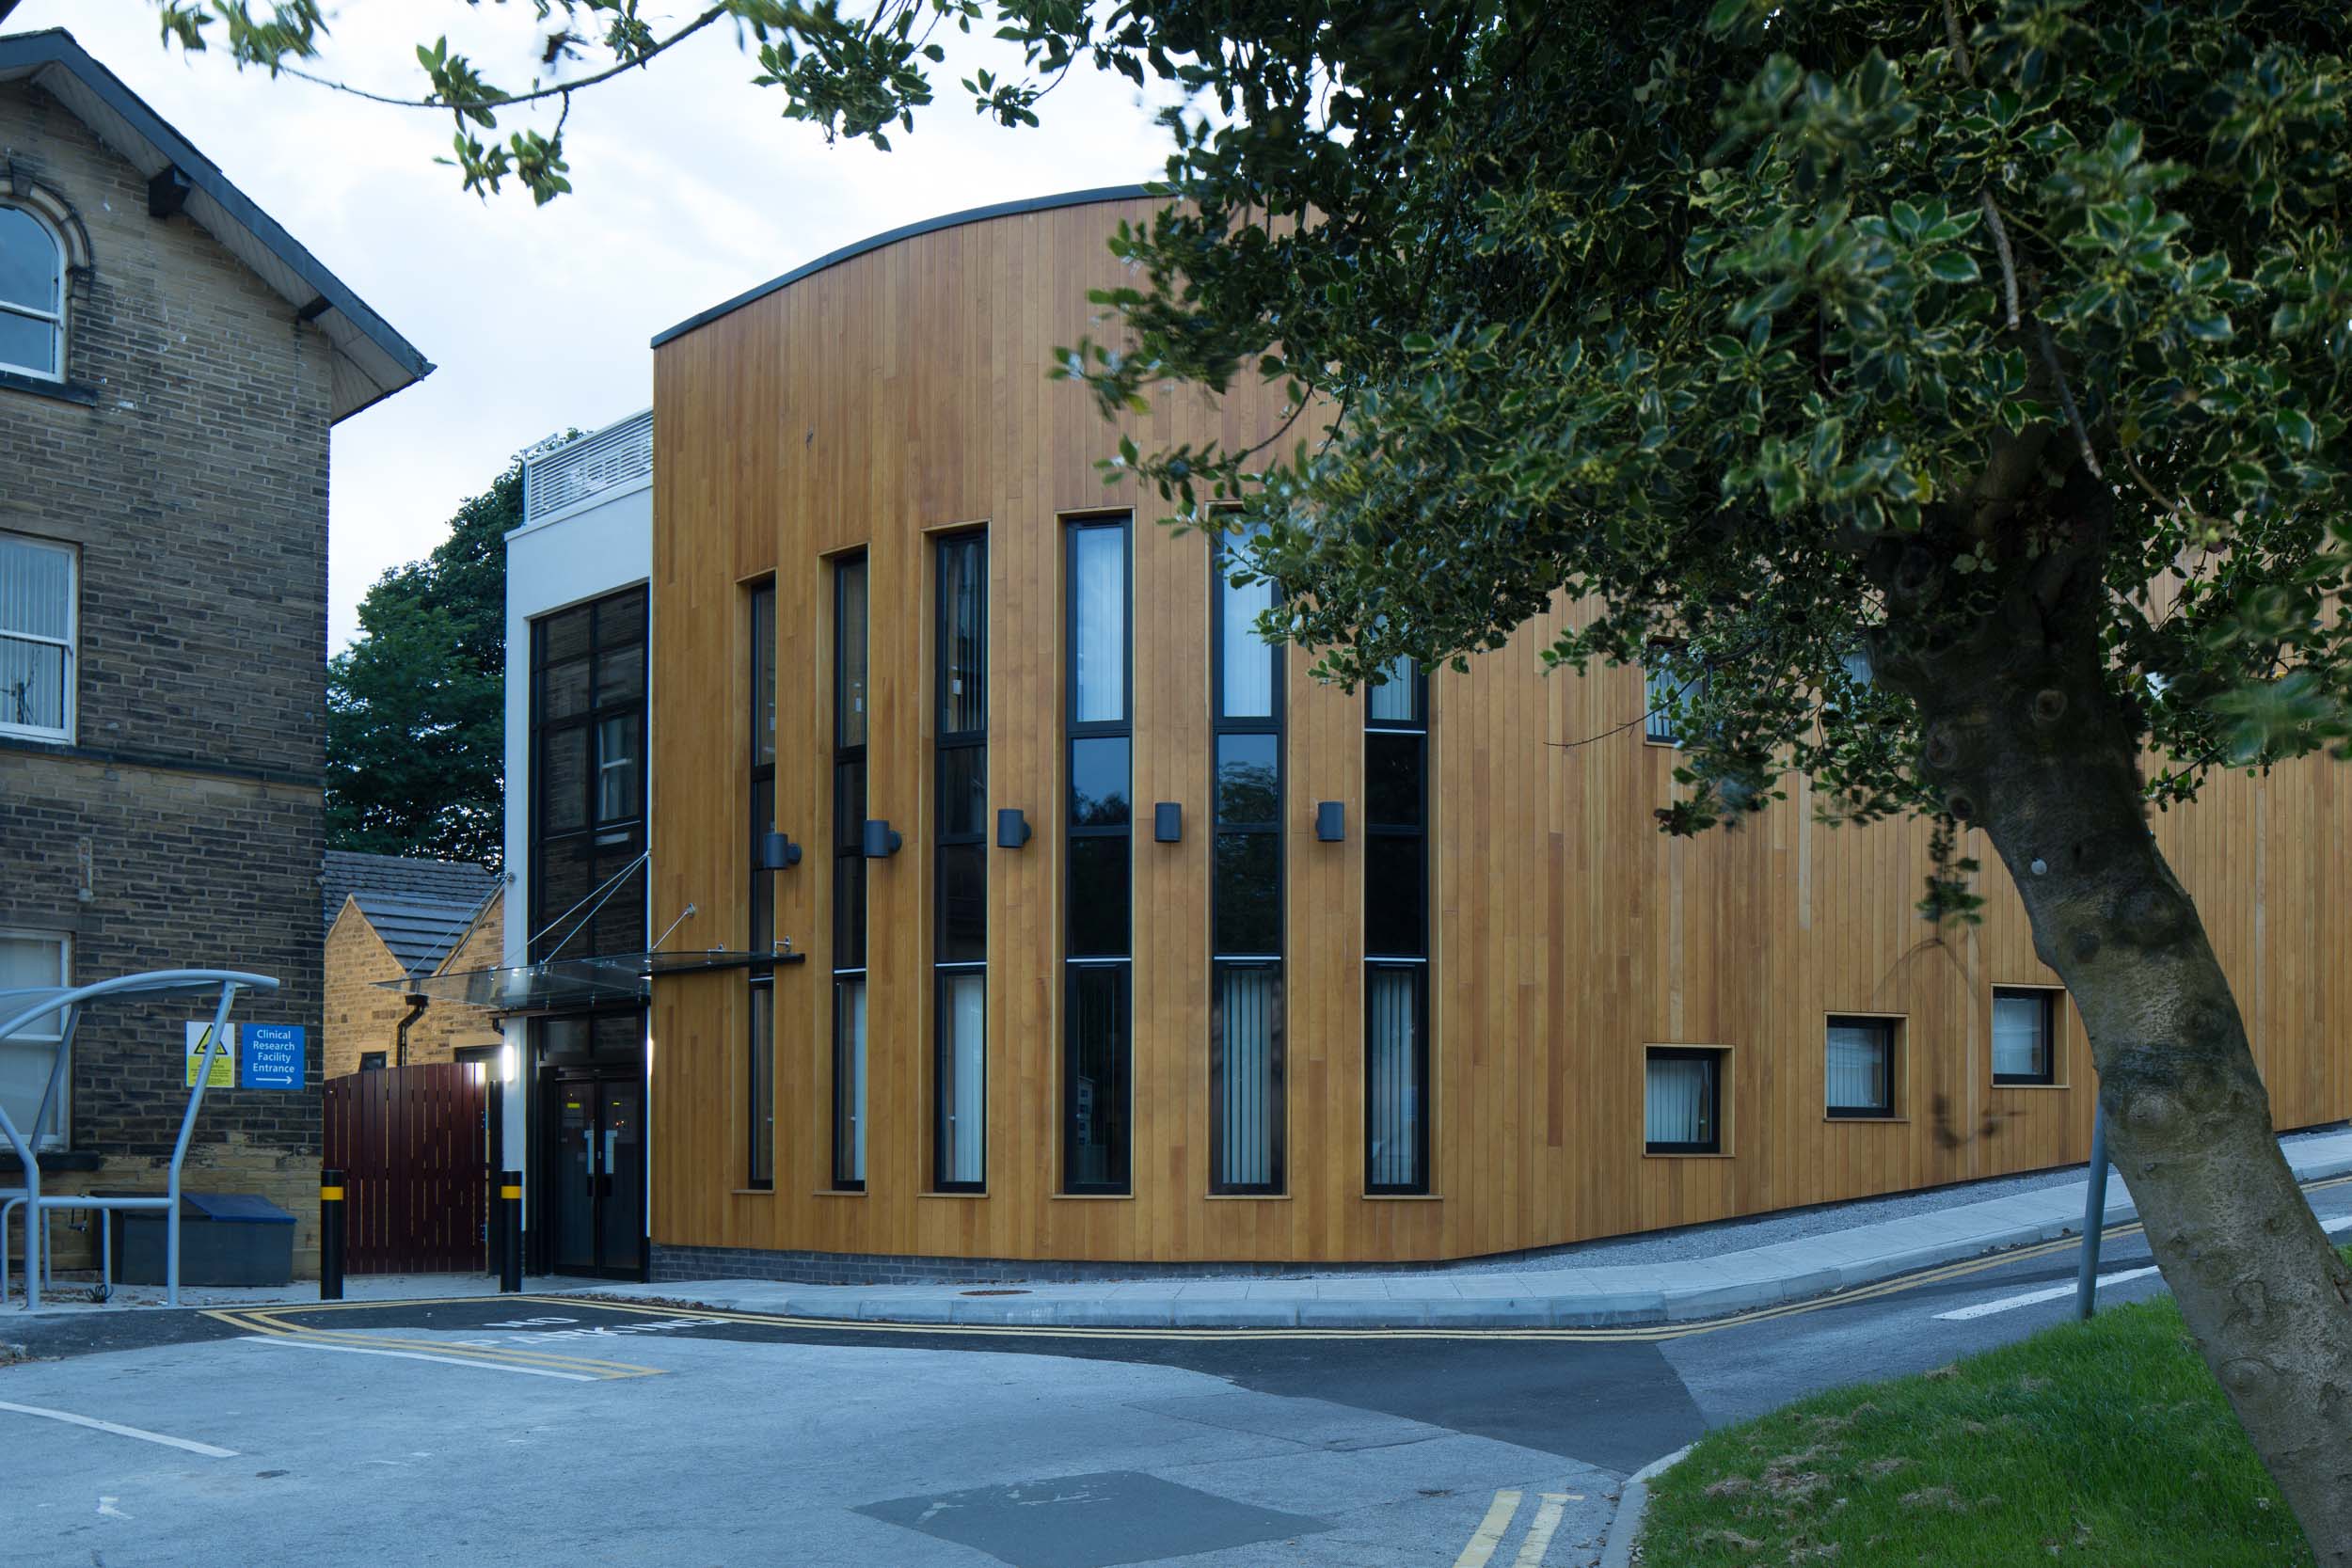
[754,832,803,871]
[1154,802,1184,844]
[995,808,1032,848]
[1316,801,1346,842]
[863,819,903,859]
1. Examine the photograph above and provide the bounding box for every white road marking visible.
[0,1399,239,1458]
[1935,1268,2160,1321]
[237,1335,596,1381]
[1454,1490,1521,1568]
[1937,1217,2352,1323]
[1513,1493,1569,1566]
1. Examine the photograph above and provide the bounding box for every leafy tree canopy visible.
[326,454,521,865]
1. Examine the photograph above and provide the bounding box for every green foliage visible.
[326,455,528,866]
[1043,1,2352,890]
[1640,1259,2349,1566]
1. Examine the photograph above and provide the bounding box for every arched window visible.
[0,202,66,381]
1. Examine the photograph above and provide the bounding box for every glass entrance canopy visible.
[379,949,803,1014]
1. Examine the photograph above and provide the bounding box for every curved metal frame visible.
[0,969,278,1311]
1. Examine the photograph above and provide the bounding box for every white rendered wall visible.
[499,445,653,1221]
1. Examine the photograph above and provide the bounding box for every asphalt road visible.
[4,1176,2344,1568]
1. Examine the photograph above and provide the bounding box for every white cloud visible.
[9,3,1180,646]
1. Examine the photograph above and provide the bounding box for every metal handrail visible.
[1,970,279,1311]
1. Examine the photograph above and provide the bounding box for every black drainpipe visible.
[393,991,428,1067]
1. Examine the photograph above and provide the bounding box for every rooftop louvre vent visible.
[523,408,652,522]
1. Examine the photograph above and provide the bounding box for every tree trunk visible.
[1891,501,2352,1560]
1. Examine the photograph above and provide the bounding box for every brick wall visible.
[322,902,405,1080]
[0,78,337,1275]
[405,890,506,1065]
[322,890,507,1078]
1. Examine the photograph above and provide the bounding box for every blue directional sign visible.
[240,1023,306,1090]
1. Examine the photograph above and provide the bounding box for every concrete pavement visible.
[577,1130,2352,1330]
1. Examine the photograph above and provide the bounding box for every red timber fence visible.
[323,1062,489,1275]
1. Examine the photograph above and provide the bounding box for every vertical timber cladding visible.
[648,193,2352,1268]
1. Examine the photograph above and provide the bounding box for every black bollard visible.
[319,1166,345,1301]
[499,1169,523,1292]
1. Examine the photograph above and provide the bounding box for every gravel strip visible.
[1184,1124,2349,1282]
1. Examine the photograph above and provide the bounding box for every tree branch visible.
[269,5,730,114]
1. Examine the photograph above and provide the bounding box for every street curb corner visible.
[1598,1444,1692,1568]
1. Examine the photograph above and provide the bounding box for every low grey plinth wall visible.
[653,1243,1426,1288]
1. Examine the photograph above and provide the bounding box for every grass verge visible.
[1637,1253,2352,1566]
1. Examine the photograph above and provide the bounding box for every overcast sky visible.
[11,3,1180,649]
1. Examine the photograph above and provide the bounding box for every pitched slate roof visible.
[324,851,499,977]
[0,27,432,420]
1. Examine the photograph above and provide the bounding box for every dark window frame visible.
[529,587,648,963]
[933,531,988,1194]
[746,581,776,1190]
[1992,986,2060,1086]
[1644,1046,1724,1155]
[831,555,869,1193]
[1642,641,1704,748]
[1823,1014,1899,1119]
[1364,658,1430,1194]
[1209,528,1286,1195]
[1062,515,1133,1196]
[1364,960,1430,1195]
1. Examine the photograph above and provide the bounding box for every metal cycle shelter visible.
[0,969,278,1312]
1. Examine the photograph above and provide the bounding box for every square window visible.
[1993,988,2058,1085]
[1825,1016,1899,1117]
[1645,1047,1724,1154]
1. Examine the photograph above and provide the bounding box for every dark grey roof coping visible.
[650,183,1157,350]
[0,27,432,421]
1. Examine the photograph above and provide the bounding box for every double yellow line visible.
[204,1306,661,1380]
[212,1171,2347,1352]
[1453,1488,1581,1567]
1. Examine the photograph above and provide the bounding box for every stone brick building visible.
[0,30,429,1277]
[322,850,505,1079]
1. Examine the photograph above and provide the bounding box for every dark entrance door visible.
[544,1069,645,1278]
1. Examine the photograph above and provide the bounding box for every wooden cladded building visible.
[638,187,2350,1280]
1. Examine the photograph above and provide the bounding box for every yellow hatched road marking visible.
[1453,1490,1521,1568]
[201,1309,661,1379]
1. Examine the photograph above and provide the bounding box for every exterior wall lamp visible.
[995,808,1032,848]
[863,819,903,859]
[1316,801,1346,842]
[754,832,803,871]
[1154,802,1184,843]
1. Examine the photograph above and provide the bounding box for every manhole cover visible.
[960,1288,1031,1296]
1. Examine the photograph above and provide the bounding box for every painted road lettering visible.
[447,1315,731,1351]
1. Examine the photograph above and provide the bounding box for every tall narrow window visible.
[934,533,988,1192]
[1365,655,1429,1193]
[832,557,869,1191]
[747,583,776,1189]
[1064,518,1132,1195]
[531,587,647,962]
[1211,526,1284,1194]
[0,532,75,743]
[0,929,71,1149]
